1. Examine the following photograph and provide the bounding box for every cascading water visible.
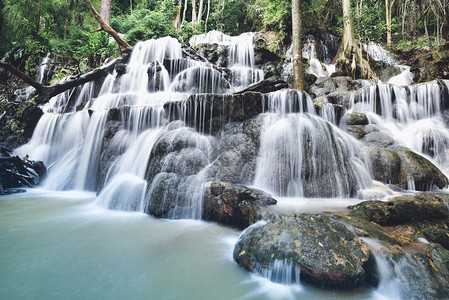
[283,34,337,80]
[350,79,449,177]
[189,30,264,90]
[254,90,373,198]
[16,34,264,218]
[37,53,51,84]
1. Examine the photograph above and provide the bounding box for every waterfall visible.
[254,90,372,198]
[37,53,51,84]
[18,34,265,218]
[189,30,264,89]
[349,80,449,176]
[255,259,301,286]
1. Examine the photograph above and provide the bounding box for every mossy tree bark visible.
[334,0,377,79]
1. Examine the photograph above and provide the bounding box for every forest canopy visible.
[1,0,448,73]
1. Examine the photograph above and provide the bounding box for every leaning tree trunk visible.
[291,0,304,91]
[87,0,131,54]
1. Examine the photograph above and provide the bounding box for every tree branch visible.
[0,61,44,92]
[86,0,131,54]
[0,56,127,104]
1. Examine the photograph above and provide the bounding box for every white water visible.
[16,35,264,219]
[349,79,449,177]
[37,53,50,84]
[254,90,372,198]
[189,30,264,89]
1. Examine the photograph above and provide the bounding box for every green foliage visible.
[10,121,24,134]
[179,21,206,43]
[112,0,177,45]
[353,2,388,44]
[247,0,291,35]
[208,0,250,35]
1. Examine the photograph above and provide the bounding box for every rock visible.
[362,146,401,184]
[97,120,126,193]
[362,146,448,190]
[362,131,395,147]
[115,63,127,76]
[194,43,229,67]
[0,100,43,148]
[347,112,369,125]
[144,126,216,219]
[393,147,449,190]
[147,60,166,92]
[308,76,362,97]
[235,77,288,94]
[203,181,276,229]
[233,215,373,289]
[419,42,449,82]
[423,228,449,250]
[348,193,449,226]
[164,92,266,135]
[214,119,262,184]
[404,244,449,299]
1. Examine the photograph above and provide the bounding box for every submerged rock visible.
[233,215,373,289]
[203,181,276,229]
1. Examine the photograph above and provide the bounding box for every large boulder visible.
[213,119,263,184]
[308,76,363,98]
[362,145,448,191]
[233,215,373,289]
[203,181,276,229]
[348,193,449,226]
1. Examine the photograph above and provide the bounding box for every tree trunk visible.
[291,0,304,91]
[0,56,126,104]
[197,0,204,22]
[192,0,197,23]
[174,0,182,29]
[386,0,395,48]
[100,0,112,25]
[182,0,188,26]
[205,0,210,32]
[334,0,377,79]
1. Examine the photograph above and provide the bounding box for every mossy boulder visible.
[362,146,448,191]
[203,181,276,229]
[0,100,43,148]
[234,215,373,289]
[349,193,449,226]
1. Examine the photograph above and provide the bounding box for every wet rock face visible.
[164,92,267,135]
[194,43,229,68]
[347,112,369,125]
[234,215,373,289]
[203,181,276,229]
[363,145,449,191]
[144,126,216,219]
[214,119,263,184]
[0,100,43,148]
[308,76,363,98]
